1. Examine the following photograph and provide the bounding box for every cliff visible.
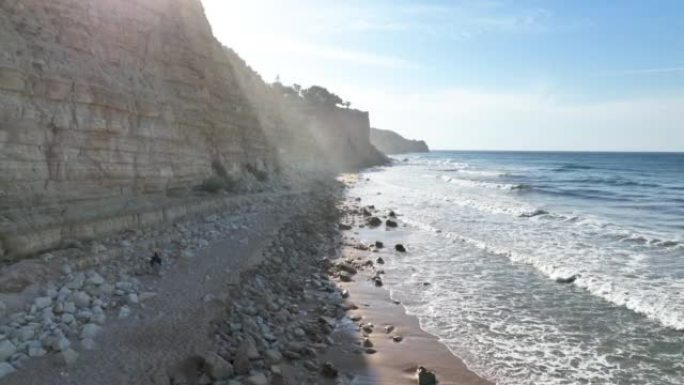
[0,0,386,260]
[370,128,430,154]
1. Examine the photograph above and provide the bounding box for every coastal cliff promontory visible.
[370,128,430,155]
[0,0,386,259]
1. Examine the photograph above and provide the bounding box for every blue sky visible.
[202,0,684,151]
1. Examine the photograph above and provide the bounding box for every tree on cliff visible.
[301,86,344,107]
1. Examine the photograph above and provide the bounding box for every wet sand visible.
[325,191,492,385]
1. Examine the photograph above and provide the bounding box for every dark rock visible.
[373,277,383,287]
[556,275,578,284]
[374,241,384,248]
[338,224,352,230]
[321,361,339,378]
[385,220,398,228]
[362,208,372,217]
[418,366,438,385]
[367,217,382,227]
[389,211,397,218]
[392,335,403,343]
[395,244,406,252]
[376,257,384,264]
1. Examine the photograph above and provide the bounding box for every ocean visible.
[350,151,684,385]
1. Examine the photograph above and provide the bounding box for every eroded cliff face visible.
[0,0,385,259]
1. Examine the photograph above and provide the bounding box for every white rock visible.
[126,293,139,305]
[13,326,35,341]
[76,309,93,322]
[0,362,15,379]
[63,301,76,313]
[61,313,76,324]
[57,287,72,300]
[246,372,268,385]
[80,338,97,350]
[28,342,47,357]
[34,297,52,310]
[0,340,17,361]
[118,306,131,319]
[62,348,79,365]
[91,312,106,325]
[81,323,101,340]
[115,281,134,293]
[52,336,71,351]
[70,292,91,308]
[87,272,105,286]
[65,273,85,290]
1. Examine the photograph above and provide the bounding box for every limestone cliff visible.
[0,0,386,260]
[370,128,430,154]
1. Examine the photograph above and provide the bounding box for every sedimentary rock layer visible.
[0,0,386,259]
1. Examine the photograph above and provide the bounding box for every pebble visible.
[34,297,52,310]
[0,339,17,361]
[81,323,101,339]
[61,348,79,365]
[52,336,71,352]
[70,292,91,308]
[87,272,105,286]
[118,306,131,319]
[245,372,268,385]
[126,293,139,305]
[265,349,282,364]
[81,338,97,350]
[0,362,15,379]
[205,352,233,380]
[321,361,338,378]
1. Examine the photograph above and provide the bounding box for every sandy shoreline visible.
[0,179,493,384]
[326,189,492,385]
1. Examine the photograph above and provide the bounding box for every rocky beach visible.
[0,177,491,384]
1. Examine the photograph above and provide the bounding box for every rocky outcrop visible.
[0,0,386,260]
[370,128,429,154]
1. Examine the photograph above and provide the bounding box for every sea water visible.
[351,151,684,385]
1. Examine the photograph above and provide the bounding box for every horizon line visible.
[428,149,684,154]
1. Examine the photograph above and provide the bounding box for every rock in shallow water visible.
[395,244,407,253]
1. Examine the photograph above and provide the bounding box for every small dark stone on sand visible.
[376,257,385,264]
[418,366,438,385]
[373,277,383,287]
[386,219,398,228]
[389,211,397,218]
[375,241,384,248]
[321,362,338,378]
[338,224,352,230]
[367,217,383,227]
[395,244,406,252]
